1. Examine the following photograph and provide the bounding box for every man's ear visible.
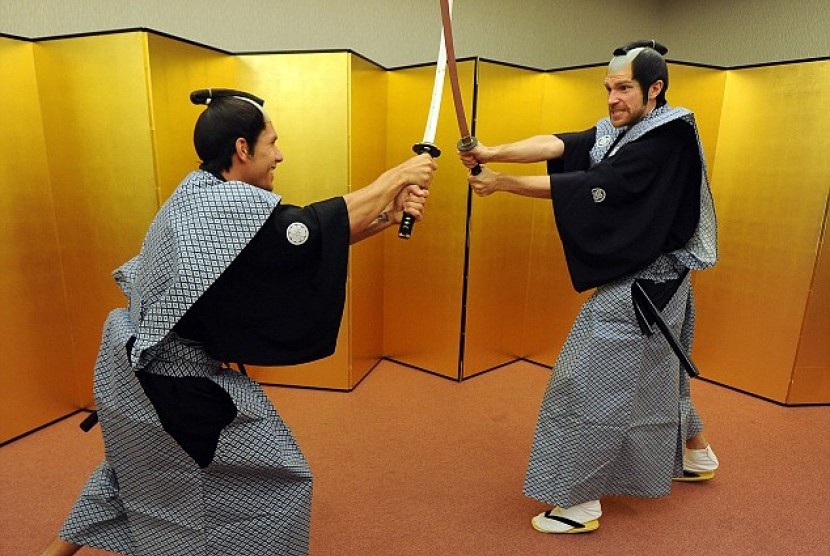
[235,137,250,160]
[648,80,664,100]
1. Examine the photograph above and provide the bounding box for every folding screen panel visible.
[237,53,355,390]
[789,195,829,404]
[461,61,545,378]
[0,38,76,443]
[346,55,389,387]
[521,66,608,367]
[694,61,830,403]
[147,42,387,390]
[664,64,726,177]
[33,33,159,408]
[383,61,474,379]
[656,63,726,381]
[145,34,237,203]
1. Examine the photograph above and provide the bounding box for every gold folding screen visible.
[145,34,237,202]
[0,38,77,442]
[789,201,829,404]
[34,33,161,411]
[235,53,354,389]
[344,56,390,387]
[694,61,830,403]
[463,63,546,377]
[383,62,474,379]
[1,34,392,443]
[237,52,389,389]
[3,32,828,443]
[523,66,609,366]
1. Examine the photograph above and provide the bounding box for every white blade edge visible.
[422,0,453,144]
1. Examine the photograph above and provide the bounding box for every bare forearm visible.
[496,174,552,198]
[343,178,397,238]
[343,154,434,242]
[489,135,564,163]
[349,209,394,244]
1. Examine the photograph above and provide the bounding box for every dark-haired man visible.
[459,41,719,533]
[42,89,434,556]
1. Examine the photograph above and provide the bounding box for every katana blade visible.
[437,0,482,175]
[421,18,449,146]
[398,0,453,239]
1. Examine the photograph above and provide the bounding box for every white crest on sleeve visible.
[286,222,310,246]
[591,188,606,203]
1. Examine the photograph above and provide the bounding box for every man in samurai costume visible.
[42,88,434,555]
[459,41,720,533]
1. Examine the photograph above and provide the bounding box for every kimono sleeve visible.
[176,196,351,365]
[549,120,701,291]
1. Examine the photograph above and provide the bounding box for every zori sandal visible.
[531,502,601,534]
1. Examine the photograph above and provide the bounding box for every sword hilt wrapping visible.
[79,410,99,432]
[458,135,483,176]
[398,142,441,239]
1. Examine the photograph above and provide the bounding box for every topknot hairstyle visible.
[190,89,267,177]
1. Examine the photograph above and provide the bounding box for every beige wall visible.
[1,0,827,68]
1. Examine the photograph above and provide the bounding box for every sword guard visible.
[412,142,441,158]
[457,136,483,176]
[457,135,478,152]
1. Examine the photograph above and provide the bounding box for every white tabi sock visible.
[684,444,720,473]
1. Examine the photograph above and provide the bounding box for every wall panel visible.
[383,62,473,379]
[521,67,607,366]
[695,61,830,402]
[33,32,159,407]
[238,53,353,389]
[0,38,77,443]
[146,34,237,202]
[348,55,389,387]
[462,62,545,377]
[666,64,726,177]
[789,195,830,404]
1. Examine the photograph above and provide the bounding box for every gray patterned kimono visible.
[59,171,315,555]
[524,106,718,507]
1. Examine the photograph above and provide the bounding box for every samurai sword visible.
[436,0,482,176]
[398,0,452,239]
[631,280,700,378]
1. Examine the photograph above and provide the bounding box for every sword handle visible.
[398,142,441,239]
[79,410,99,432]
[632,282,700,378]
[458,136,482,176]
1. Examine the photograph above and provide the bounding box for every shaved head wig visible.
[609,40,669,107]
